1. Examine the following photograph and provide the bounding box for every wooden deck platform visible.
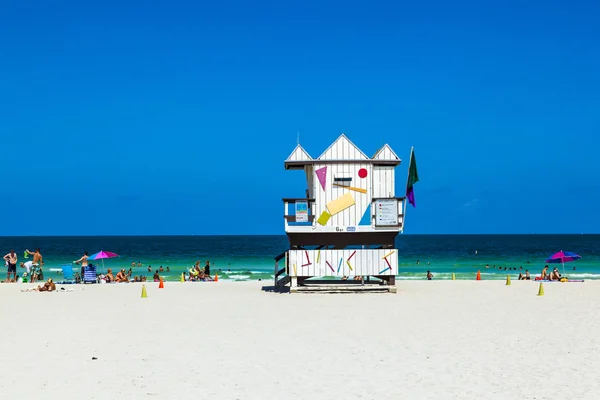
[281,279,396,294]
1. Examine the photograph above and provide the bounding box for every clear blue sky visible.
[1,0,598,235]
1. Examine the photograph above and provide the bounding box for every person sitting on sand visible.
[105,268,115,283]
[189,268,199,281]
[33,279,56,292]
[115,269,128,283]
[550,267,561,281]
[541,265,549,280]
[525,270,531,280]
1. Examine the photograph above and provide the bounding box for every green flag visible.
[406,148,419,207]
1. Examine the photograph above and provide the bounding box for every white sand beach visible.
[0,280,598,400]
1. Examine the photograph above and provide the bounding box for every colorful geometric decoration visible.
[382,250,394,270]
[317,211,331,225]
[326,260,334,272]
[333,184,367,194]
[326,193,355,215]
[316,250,321,263]
[315,166,327,191]
[337,258,343,273]
[379,267,391,274]
[346,260,353,271]
[358,168,368,178]
[346,250,356,271]
[359,204,371,226]
[302,250,312,267]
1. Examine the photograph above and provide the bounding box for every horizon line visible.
[0,233,598,238]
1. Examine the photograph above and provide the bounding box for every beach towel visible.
[20,287,74,292]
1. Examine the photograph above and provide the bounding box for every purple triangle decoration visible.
[315,166,327,191]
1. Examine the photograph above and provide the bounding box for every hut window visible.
[333,173,352,186]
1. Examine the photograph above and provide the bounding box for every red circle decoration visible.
[358,168,368,178]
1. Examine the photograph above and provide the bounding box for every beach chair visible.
[60,264,76,284]
[83,265,97,284]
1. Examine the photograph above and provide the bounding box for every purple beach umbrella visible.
[545,250,581,275]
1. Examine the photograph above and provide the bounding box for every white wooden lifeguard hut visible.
[274,134,406,293]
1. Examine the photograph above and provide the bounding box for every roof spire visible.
[297,131,300,145]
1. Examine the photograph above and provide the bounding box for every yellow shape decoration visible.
[317,211,331,225]
[333,184,367,194]
[382,251,395,259]
[326,193,355,216]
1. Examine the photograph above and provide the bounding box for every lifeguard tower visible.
[274,134,406,293]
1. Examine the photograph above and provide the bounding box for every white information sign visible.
[375,199,398,226]
[295,201,308,222]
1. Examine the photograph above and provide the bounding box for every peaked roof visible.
[286,144,312,162]
[317,134,369,160]
[372,144,400,161]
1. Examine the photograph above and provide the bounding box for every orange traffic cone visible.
[214,273,218,282]
[159,278,164,289]
[476,270,481,280]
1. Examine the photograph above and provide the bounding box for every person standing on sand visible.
[25,248,43,282]
[426,270,433,280]
[26,248,43,266]
[74,251,89,277]
[4,249,17,282]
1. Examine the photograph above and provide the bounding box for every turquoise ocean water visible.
[0,235,598,281]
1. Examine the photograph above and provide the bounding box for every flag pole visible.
[402,146,414,233]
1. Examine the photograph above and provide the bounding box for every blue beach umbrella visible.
[545,250,581,275]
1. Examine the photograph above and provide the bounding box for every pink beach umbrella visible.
[545,250,581,276]
[88,250,119,272]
